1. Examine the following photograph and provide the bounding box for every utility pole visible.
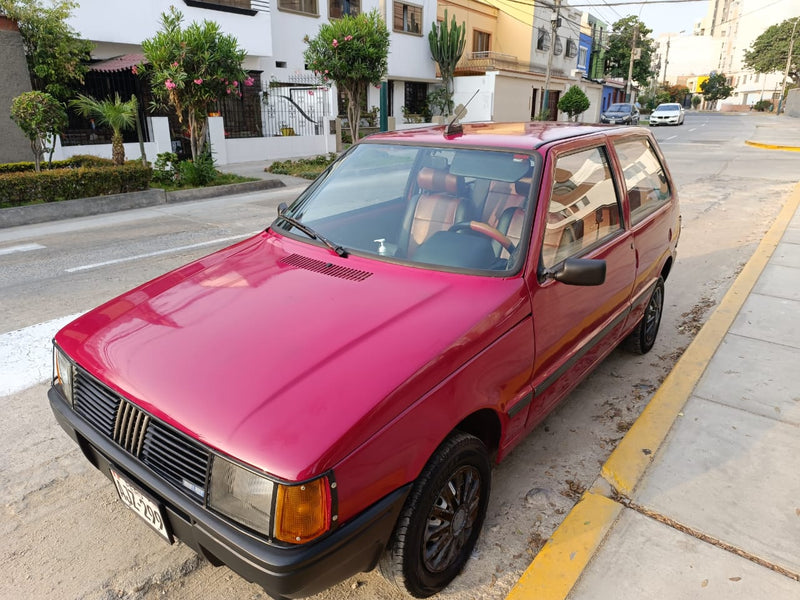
[542,0,561,119]
[662,36,670,86]
[626,22,639,103]
[778,17,799,116]
[379,0,388,130]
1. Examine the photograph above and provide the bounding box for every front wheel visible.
[625,276,665,354]
[380,432,491,598]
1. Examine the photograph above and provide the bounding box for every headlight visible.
[209,456,275,537]
[54,345,74,406]
[208,455,333,544]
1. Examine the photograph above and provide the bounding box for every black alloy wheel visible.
[380,432,491,598]
[625,276,665,354]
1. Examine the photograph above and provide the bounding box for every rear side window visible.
[613,138,671,225]
[542,146,622,268]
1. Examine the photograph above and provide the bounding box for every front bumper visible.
[649,117,680,125]
[49,387,410,599]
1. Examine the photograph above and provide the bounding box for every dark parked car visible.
[50,122,680,599]
[600,102,640,125]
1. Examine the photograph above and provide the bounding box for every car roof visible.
[361,121,619,151]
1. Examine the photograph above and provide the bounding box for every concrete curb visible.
[0,179,285,229]
[505,181,800,600]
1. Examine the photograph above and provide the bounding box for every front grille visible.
[73,369,210,504]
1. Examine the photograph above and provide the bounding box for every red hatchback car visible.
[50,122,679,598]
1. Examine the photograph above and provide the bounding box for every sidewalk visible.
[506,182,800,598]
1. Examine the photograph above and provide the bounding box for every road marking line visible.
[666,135,677,140]
[505,181,800,600]
[0,243,45,256]
[689,128,698,132]
[65,233,258,273]
[0,313,85,396]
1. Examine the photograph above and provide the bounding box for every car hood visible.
[57,231,528,480]
[653,110,680,116]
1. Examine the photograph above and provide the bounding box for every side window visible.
[613,138,671,225]
[543,146,622,268]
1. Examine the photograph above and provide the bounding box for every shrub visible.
[0,163,152,207]
[752,99,773,112]
[176,151,217,187]
[266,154,337,179]
[152,151,180,184]
[0,154,114,174]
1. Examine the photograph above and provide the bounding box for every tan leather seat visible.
[401,167,469,258]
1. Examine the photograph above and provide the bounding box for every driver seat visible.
[400,167,470,258]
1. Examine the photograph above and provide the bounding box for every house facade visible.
[439,0,603,123]
[0,14,32,164]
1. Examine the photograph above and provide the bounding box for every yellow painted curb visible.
[505,181,800,600]
[745,140,800,152]
[506,493,622,600]
[602,180,800,497]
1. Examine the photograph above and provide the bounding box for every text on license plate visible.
[111,468,172,542]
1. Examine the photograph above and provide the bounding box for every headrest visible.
[554,167,572,184]
[488,180,514,195]
[514,178,531,197]
[417,167,461,195]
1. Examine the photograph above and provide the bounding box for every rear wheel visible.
[625,276,665,354]
[380,432,491,598]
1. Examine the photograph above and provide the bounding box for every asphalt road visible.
[1,112,798,600]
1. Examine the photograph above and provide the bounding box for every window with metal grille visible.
[393,2,422,35]
[329,0,360,18]
[278,0,317,15]
[183,0,270,14]
[537,28,550,51]
[566,39,578,59]
[404,81,428,115]
[473,30,490,53]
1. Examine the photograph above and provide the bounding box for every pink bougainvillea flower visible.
[165,79,177,90]
[324,69,329,74]
[308,90,314,96]
[194,78,203,84]
[332,39,339,48]
[227,88,231,94]
[244,76,255,86]
[131,65,138,75]
[171,62,178,68]
[233,80,238,87]
[344,35,353,42]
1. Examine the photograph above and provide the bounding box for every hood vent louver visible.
[280,254,373,282]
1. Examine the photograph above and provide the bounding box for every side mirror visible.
[545,258,606,286]
[277,202,288,216]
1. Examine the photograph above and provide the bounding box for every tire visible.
[625,276,665,354]
[380,432,491,598]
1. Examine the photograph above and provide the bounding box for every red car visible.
[50,122,679,598]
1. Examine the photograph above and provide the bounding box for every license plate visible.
[111,468,172,543]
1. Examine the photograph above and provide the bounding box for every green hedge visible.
[0,163,152,207]
[0,154,115,175]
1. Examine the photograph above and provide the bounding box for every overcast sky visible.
[574,0,710,38]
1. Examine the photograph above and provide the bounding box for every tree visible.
[743,18,800,85]
[140,7,252,161]
[10,91,67,172]
[0,0,93,101]
[558,85,590,121]
[70,93,139,165]
[605,16,656,89]
[428,10,466,116]
[700,73,734,105]
[304,10,389,144]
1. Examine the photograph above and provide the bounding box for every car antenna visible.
[445,89,479,136]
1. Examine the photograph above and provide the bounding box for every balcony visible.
[453,51,557,77]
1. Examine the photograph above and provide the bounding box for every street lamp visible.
[778,17,799,115]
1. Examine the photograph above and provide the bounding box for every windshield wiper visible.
[275,203,348,257]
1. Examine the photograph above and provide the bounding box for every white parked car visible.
[649,103,685,126]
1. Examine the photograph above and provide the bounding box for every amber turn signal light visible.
[274,477,331,543]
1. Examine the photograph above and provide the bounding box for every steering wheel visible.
[449,221,515,251]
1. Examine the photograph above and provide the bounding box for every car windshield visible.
[655,104,680,111]
[274,142,538,274]
[608,104,631,112]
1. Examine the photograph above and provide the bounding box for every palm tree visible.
[69,93,139,165]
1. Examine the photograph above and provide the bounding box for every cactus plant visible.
[428,10,466,116]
